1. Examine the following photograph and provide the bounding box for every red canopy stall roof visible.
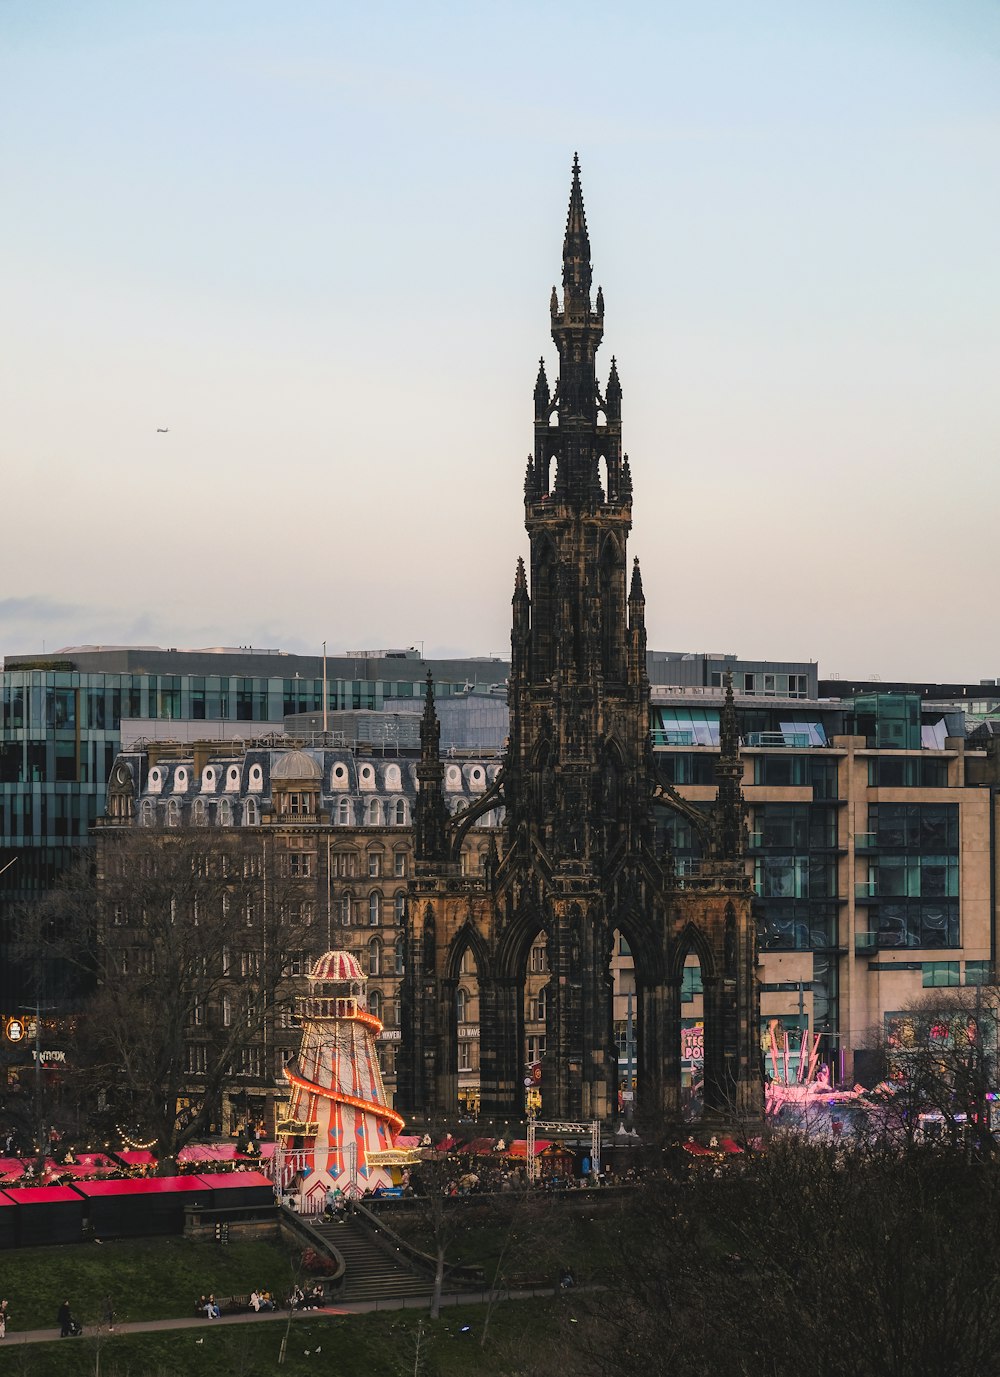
[507,1140,552,1158]
[0,1192,16,1206]
[114,1150,155,1166]
[682,1141,713,1157]
[193,1171,273,1191]
[71,1176,209,1197]
[464,1138,497,1157]
[3,1185,84,1204]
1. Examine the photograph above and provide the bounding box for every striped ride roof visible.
[310,950,365,983]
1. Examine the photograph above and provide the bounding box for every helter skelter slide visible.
[277,950,414,1205]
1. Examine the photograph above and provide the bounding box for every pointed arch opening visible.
[599,534,625,680]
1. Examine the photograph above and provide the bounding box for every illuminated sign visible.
[4,1018,25,1043]
[681,1021,704,1063]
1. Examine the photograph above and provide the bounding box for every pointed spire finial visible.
[514,556,528,597]
[562,153,592,305]
[630,556,644,601]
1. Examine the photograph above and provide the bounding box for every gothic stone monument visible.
[398,159,762,1131]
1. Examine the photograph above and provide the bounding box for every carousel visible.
[276,950,417,1207]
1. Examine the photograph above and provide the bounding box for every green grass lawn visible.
[0,1299,578,1376]
[0,1233,303,1333]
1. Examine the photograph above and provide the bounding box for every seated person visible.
[250,1291,261,1313]
[205,1295,221,1319]
[260,1290,275,1311]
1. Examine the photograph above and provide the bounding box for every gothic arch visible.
[670,920,717,983]
[445,920,492,985]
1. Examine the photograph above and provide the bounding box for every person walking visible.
[58,1300,74,1337]
[0,1298,9,1339]
[103,1294,115,1331]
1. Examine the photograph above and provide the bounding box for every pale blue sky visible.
[3,1,999,679]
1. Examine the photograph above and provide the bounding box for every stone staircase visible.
[312,1215,436,1303]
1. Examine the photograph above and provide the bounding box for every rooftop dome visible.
[270,749,322,781]
[310,951,366,983]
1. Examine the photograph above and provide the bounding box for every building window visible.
[394,851,407,878]
[526,1034,546,1063]
[681,965,704,1003]
[529,944,548,973]
[369,988,383,1021]
[368,939,381,976]
[368,852,382,879]
[459,1042,473,1072]
[369,892,382,926]
[394,799,406,825]
[289,852,312,877]
[394,892,407,925]
[244,798,259,826]
[222,995,231,1027]
[394,945,404,975]
[527,986,547,1022]
[367,799,381,825]
[922,962,960,988]
[241,951,261,977]
[192,798,207,826]
[167,799,180,827]
[456,988,469,1023]
[186,1044,208,1074]
[966,961,993,986]
[218,798,233,827]
[140,799,155,826]
[339,894,352,926]
[338,798,351,825]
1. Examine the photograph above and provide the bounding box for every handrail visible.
[351,1199,486,1287]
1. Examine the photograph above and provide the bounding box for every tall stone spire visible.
[561,152,592,311]
[414,673,447,865]
[711,671,747,860]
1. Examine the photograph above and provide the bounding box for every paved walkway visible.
[0,1287,555,1348]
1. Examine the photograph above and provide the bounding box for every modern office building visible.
[641,681,996,1094]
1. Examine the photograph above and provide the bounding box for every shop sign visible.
[681,1021,704,1064]
[4,1017,25,1043]
[377,1030,402,1041]
[32,1050,66,1064]
[458,1027,480,1039]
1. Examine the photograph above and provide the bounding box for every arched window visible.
[218,797,233,827]
[456,987,469,1024]
[244,798,259,826]
[339,894,352,926]
[394,799,406,825]
[338,798,351,825]
[140,799,155,827]
[167,799,180,828]
[368,988,383,1021]
[368,938,381,976]
[192,798,207,827]
[369,892,381,926]
[394,892,407,925]
[394,946,404,975]
[367,798,381,826]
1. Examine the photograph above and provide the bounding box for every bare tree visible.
[25,828,316,1171]
[864,980,1000,1157]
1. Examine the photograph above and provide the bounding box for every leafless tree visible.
[21,829,317,1171]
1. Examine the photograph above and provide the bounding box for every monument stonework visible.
[398,160,762,1129]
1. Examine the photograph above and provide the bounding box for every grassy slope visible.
[0,1234,303,1332]
[0,1299,577,1376]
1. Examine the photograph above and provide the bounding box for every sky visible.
[2,1,999,681]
